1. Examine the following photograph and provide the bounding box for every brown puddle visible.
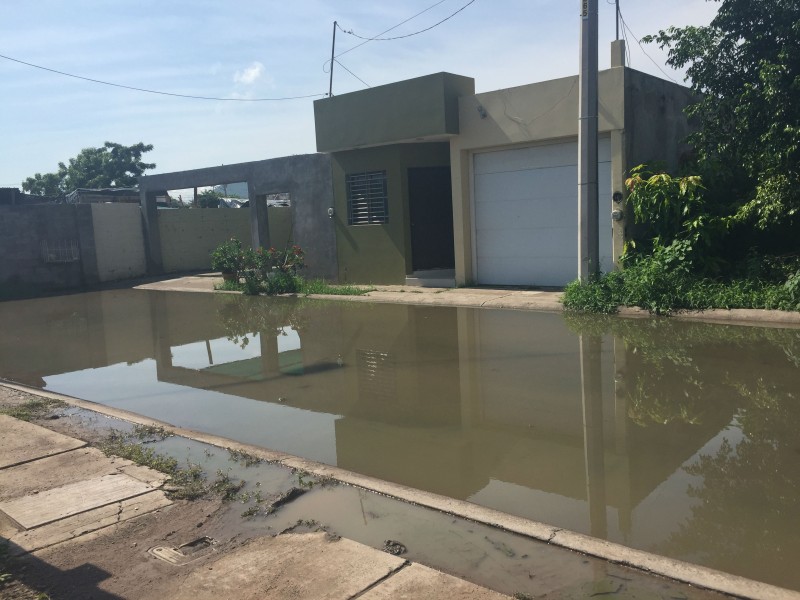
[1,289,799,591]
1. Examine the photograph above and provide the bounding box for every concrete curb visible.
[135,275,800,328]
[3,381,798,600]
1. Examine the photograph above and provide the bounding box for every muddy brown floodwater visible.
[1,289,799,591]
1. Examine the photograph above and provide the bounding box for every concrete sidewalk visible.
[0,413,506,599]
[135,273,800,326]
[136,274,563,312]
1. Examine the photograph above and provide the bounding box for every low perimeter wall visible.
[157,208,252,273]
[91,203,147,282]
[0,203,147,298]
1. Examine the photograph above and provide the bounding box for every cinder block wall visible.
[158,209,252,273]
[0,204,88,297]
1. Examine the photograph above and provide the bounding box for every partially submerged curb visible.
[135,275,800,328]
[4,380,798,600]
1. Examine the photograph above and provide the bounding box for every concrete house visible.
[313,42,694,287]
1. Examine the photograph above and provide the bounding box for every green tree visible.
[22,141,155,196]
[644,0,800,228]
[196,189,224,208]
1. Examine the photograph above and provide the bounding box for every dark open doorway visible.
[408,166,455,271]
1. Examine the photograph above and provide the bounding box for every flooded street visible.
[1,289,799,590]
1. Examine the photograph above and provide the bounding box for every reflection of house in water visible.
[0,289,738,543]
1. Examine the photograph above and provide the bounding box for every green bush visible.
[210,238,246,276]
[563,265,800,315]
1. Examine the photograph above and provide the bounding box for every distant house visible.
[66,187,140,204]
[66,187,174,207]
[0,187,55,206]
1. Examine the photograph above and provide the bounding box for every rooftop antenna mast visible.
[615,0,620,41]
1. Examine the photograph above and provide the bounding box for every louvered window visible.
[346,170,388,225]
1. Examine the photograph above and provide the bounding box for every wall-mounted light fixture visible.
[611,209,624,221]
[327,207,335,219]
[612,191,623,203]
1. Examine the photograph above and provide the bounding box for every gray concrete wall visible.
[140,153,338,281]
[621,69,697,247]
[0,204,97,297]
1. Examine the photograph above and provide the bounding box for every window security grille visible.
[346,171,388,225]
[40,239,80,263]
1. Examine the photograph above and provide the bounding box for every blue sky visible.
[0,0,719,188]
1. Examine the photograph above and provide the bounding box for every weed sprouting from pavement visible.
[0,398,66,421]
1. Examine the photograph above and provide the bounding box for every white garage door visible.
[474,137,612,287]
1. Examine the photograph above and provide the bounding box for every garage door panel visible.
[475,141,579,175]
[477,227,576,259]
[474,138,613,287]
[477,256,577,287]
[475,165,576,204]
[475,196,577,231]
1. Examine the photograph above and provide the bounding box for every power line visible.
[337,0,477,42]
[617,11,677,83]
[329,0,450,64]
[0,53,326,101]
[334,59,370,88]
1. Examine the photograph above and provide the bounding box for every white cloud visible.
[233,61,264,85]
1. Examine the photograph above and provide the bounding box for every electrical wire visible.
[618,11,678,82]
[329,0,475,66]
[0,53,326,101]
[620,14,631,66]
[337,0,477,42]
[334,59,370,88]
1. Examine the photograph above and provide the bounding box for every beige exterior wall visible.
[90,203,147,282]
[449,66,691,286]
[331,143,450,284]
[158,209,251,273]
[157,207,293,273]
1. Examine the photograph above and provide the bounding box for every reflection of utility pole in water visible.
[613,336,633,539]
[580,334,607,540]
[259,330,280,378]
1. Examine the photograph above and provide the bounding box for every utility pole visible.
[578,0,599,282]
[328,21,337,97]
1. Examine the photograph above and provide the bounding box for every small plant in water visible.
[228,448,263,467]
[211,469,246,502]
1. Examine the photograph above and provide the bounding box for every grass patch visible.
[99,430,254,502]
[98,430,207,501]
[215,277,374,296]
[563,263,800,315]
[299,279,374,296]
[0,398,66,421]
[214,279,243,292]
[227,448,263,467]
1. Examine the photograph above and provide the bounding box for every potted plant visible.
[211,238,245,281]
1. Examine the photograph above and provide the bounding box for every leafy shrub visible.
[211,239,306,296]
[210,238,246,276]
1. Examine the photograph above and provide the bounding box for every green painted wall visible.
[314,73,474,152]
[331,143,450,284]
